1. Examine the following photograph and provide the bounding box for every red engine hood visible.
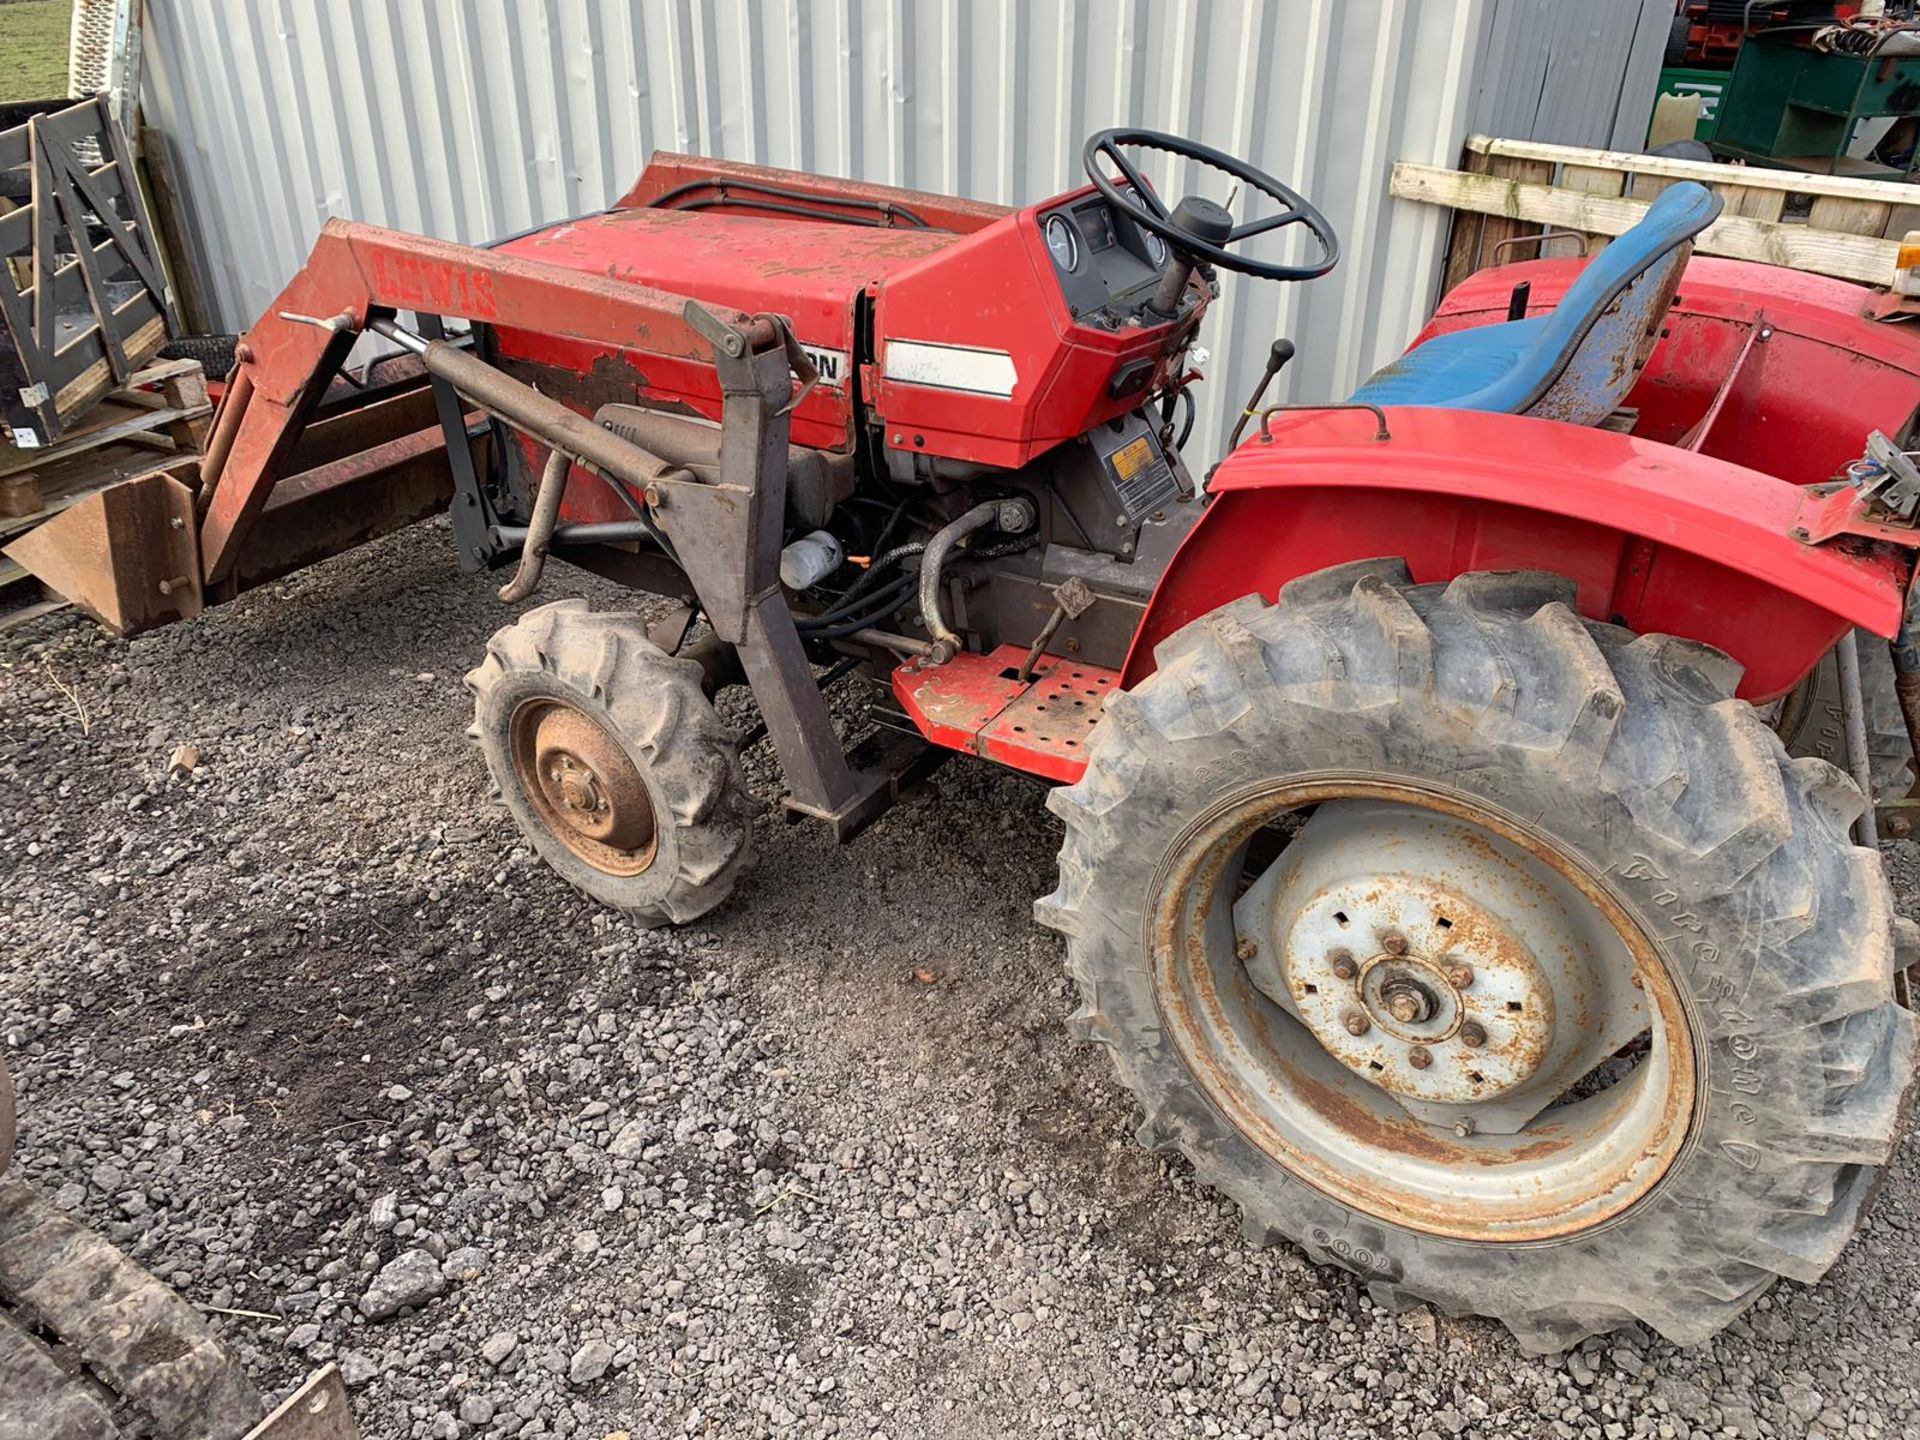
[490,208,958,449]
[484,167,1205,471]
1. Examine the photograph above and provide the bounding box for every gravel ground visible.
[4,518,1920,1440]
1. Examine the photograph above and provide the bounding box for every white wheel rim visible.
[1153,779,1698,1243]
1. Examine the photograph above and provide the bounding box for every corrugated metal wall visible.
[1470,0,1670,151]
[139,0,1636,468]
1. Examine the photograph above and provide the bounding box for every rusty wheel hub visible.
[509,699,657,875]
[1154,786,1696,1243]
[1287,891,1557,1110]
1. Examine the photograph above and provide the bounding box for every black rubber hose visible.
[796,573,916,633]
[802,600,922,642]
[828,541,928,612]
[817,575,919,628]
[793,525,1035,639]
[868,494,916,556]
[481,208,612,248]
[954,532,1043,562]
[650,177,931,228]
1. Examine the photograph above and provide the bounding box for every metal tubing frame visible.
[1882,566,1920,843]
[416,314,498,572]
[1837,629,1882,848]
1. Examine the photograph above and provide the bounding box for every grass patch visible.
[0,1,73,105]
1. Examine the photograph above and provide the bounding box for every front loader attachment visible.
[4,364,476,637]
[242,1365,360,1440]
[4,217,742,638]
[4,470,202,635]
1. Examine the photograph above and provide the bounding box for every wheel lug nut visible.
[1235,935,1258,962]
[1459,1021,1487,1048]
[1447,963,1474,988]
[1408,1045,1433,1070]
[1343,1010,1371,1037]
[1454,1117,1476,1138]
[1329,948,1357,981]
[1381,930,1409,956]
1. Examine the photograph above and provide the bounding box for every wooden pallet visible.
[0,96,178,445]
[1393,133,1920,295]
[0,357,209,624]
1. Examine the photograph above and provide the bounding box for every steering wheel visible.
[1082,127,1340,283]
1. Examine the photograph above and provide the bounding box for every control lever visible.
[1222,338,1296,456]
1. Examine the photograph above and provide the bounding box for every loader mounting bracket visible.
[418,315,504,571]
[649,312,893,836]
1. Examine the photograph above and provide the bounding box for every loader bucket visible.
[3,471,203,637]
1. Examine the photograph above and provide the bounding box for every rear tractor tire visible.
[467,600,756,925]
[1038,560,1917,1350]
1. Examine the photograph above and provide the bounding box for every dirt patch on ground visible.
[3,520,1918,1439]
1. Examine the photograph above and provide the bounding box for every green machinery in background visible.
[1708,30,1920,179]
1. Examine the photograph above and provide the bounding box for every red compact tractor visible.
[15,129,1920,1351]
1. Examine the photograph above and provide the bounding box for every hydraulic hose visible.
[796,573,917,634]
[498,449,572,603]
[828,541,926,610]
[919,501,1003,664]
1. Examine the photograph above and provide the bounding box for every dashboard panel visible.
[1039,192,1174,327]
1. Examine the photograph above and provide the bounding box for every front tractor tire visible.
[467,600,755,925]
[1038,560,1917,1350]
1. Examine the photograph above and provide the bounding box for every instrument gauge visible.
[1045,214,1080,271]
[1126,188,1170,265]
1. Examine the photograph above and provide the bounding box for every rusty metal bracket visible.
[1878,797,1920,841]
[415,314,500,571]
[1793,432,1920,546]
[1018,574,1096,683]
[761,313,820,417]
[241,1364,360,1440]
[648,313,892,838]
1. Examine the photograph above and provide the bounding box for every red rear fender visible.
[1125,407,1908,703]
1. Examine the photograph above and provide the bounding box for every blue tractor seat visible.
[1351,181,1724,425]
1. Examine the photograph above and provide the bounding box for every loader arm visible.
[196,218,770,585]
